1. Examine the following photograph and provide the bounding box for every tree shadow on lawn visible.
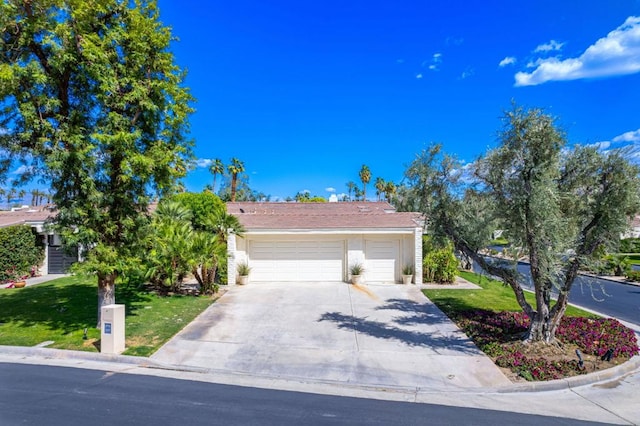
[0,279,151,334]
[318,298,479,354]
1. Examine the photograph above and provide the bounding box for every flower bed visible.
[451,310,639,381]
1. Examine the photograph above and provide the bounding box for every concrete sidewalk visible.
[0,274,68,289]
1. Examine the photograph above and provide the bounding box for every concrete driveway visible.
[151,282,511,390]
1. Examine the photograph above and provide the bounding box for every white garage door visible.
[248,240,345,282]
[365,240,399,283]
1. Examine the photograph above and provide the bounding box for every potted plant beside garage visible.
[237,261,251,285]
[401,264,413,285]
[349,263,364,285]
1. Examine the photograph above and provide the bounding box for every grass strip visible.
[423,270,595,317]
[0,275,214,356]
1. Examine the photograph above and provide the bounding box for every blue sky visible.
[157,0,640,201]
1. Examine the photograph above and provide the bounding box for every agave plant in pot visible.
[237,261,251,285]
[349,263,364,285]
[401,264,413,285]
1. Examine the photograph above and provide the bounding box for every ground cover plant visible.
[0,276,214,356]
[424,271,639,381]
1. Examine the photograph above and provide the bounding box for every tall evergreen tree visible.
[0,0,194,326]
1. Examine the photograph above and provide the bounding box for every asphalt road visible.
[0,363,609,426]
[476,259,640,327]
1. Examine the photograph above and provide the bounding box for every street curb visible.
[494,355,640,393]
[1,345,638,395]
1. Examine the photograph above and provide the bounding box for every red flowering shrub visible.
[451,310,639,381]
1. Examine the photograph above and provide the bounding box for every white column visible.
[414,227,423,284]
[227,231,237,285]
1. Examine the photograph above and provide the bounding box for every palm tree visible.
[354,186,363,201]
[374,177,386,201]
[208,158,224,193]
[346,181,356,201]
[18,189,26,204]
[359,165,371,201]
[227,158,245,202]
[30,189,38,206]
[0,188,5,208]
[384,181,396,203]
[7,188,16,207]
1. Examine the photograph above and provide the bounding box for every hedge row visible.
[0,225,45,282]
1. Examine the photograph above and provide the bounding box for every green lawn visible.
[424,270,595,317]
[616,253,640,265]
[0,276,215,356]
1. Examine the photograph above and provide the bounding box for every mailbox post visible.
[101,304,125,354]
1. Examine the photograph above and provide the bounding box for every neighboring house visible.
[621,215,640,239]
[0,206,77,274]
[226,201,424,285]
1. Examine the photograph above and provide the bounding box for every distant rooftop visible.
[0,205,56,228]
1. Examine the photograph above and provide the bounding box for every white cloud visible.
[195,158,213,168]
[534,39,565,53]
[325,187,336,193]
[587,140,611,150]
[460,67,474,79]
[613,128,640,143]
[515,16,640,86]
[416,73,423,79]
[0,128,8,135]
[445,36,464,46]
[499,56,517,67]
[422,53,443,71]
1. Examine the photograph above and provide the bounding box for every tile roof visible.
[0,206,55,228]
[227,202,423,230]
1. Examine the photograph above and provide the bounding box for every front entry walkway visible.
[152,282,511,390]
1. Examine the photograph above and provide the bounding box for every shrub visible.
[599,255,631,276]
[626,270,640,282]
[423,244,458,283]
[619,237,640,254]
[0,225,45,282]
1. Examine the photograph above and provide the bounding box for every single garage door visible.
[365,240,399,283]
[248,240,345,282]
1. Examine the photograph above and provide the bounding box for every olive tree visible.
[406,105,640,343]
[0,0,194,326]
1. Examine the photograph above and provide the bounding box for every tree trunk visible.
[97,272,117,329]
[231,174,238,202]
[524,293,567,343]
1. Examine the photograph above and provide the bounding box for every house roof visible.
[0,206,55,228]
[227,201,423,230]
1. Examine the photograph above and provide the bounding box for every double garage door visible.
[247,238,399,283]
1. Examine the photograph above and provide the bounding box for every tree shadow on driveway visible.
[318,298,479,354]
[375,298,455,326]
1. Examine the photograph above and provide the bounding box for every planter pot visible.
[13,281,26,288]
[237,275,249,285]
[401,275,413,285]
[351,275,364,285]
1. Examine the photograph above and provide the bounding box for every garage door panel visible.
[365,240,399,283]
[248,239,345,282]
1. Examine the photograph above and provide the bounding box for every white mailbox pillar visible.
[101,304,125,354]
